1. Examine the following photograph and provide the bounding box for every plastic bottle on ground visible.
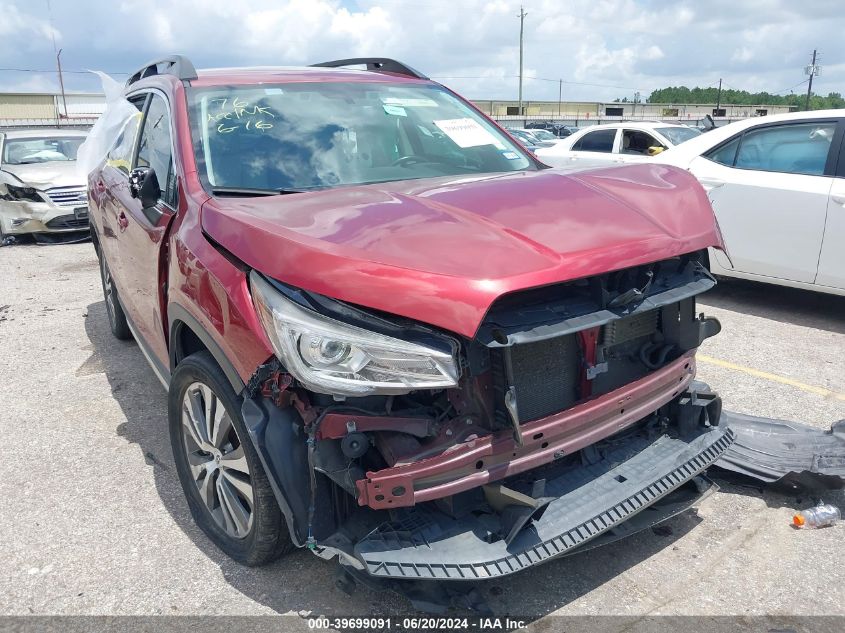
[793,504,841,529]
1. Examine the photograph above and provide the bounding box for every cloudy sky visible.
[0,0,842,102]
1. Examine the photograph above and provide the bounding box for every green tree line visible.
[619,86,844,110]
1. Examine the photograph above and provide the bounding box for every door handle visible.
[117,211,129,230]
[831,194,845,206]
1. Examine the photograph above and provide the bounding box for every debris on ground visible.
[793,503,841,529]
[715,412,845,492]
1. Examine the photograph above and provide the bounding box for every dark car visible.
[505,128,555,150]
[502,128,539,152]
[89,56,736,580]
[526,121,577,137]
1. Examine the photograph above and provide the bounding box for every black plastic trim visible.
[168,303,245,394]
[126,55,198,88]
[477,257,716,347]
[310,58,428,80]
[352,425,734,580]
[716,411,845,488]
[241,397,311,546]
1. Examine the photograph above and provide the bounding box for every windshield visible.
[507,129,534,144]
[189,83,533,191]
[655,126,701,146]
[2,136,84,165]
[531,129,556,141]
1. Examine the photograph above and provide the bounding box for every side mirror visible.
[129,167,161,209]
[647,146,665,156]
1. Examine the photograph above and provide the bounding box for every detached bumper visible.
[327,423,733,581]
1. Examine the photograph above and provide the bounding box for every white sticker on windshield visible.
[503,151,520,160]
[383,104,407,117]
[434,118,505,149]
[382,97,438,108]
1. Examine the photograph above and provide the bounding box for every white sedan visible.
[535,122,700,168]
[657,109,844,296]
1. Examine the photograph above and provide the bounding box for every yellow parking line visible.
[697,354,845,402]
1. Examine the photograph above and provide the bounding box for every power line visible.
[0,67,129,75]
[773,78,809,94]
[431,74,652,92]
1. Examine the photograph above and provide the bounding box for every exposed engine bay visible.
[242,251,733,550]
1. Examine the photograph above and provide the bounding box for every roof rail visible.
[126,55,198,87]
[310,58,428,80]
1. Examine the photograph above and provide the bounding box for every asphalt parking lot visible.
[1,242,844,622]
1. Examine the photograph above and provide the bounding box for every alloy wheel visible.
[181,382,254,539]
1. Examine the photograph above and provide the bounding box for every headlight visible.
[250,272,460,396]
[2,183,42,203]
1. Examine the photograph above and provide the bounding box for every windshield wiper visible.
[210,186,314,197]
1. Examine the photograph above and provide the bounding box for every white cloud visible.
[0,0,842,102]
[732,47,754,63]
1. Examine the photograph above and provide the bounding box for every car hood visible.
[202,165,721,338]
[1,161,82,189]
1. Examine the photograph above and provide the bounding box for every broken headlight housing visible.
[2,183,42,203]
[250,272,460,396]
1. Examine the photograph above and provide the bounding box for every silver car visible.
[0,129,89,242]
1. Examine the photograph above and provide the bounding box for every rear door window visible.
[705,136,741,167]
[733,122,836,176]
[706,121,837,176]
[572,129,617,153]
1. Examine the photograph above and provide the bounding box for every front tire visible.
[169,351,293,566]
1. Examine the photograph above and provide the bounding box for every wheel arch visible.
[168,303,246,395]
[168,304,308,547]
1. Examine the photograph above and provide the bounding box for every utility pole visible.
[56,48,68,126]
[805,50,820,111]
[715,78,722,113]
[558,79,562,117]
[517,5,527,117]
[46,0,67,127]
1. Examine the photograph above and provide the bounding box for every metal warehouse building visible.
[0,91,796,128]
[474,99,798,125]
[0,92,104,128]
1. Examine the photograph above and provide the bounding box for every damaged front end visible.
[0,169,90,241]
[238,250,757,578]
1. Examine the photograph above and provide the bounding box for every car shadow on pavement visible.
[699,277,845,335]
[85,298,712,619]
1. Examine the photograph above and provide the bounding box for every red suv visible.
[89,56,733,579]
